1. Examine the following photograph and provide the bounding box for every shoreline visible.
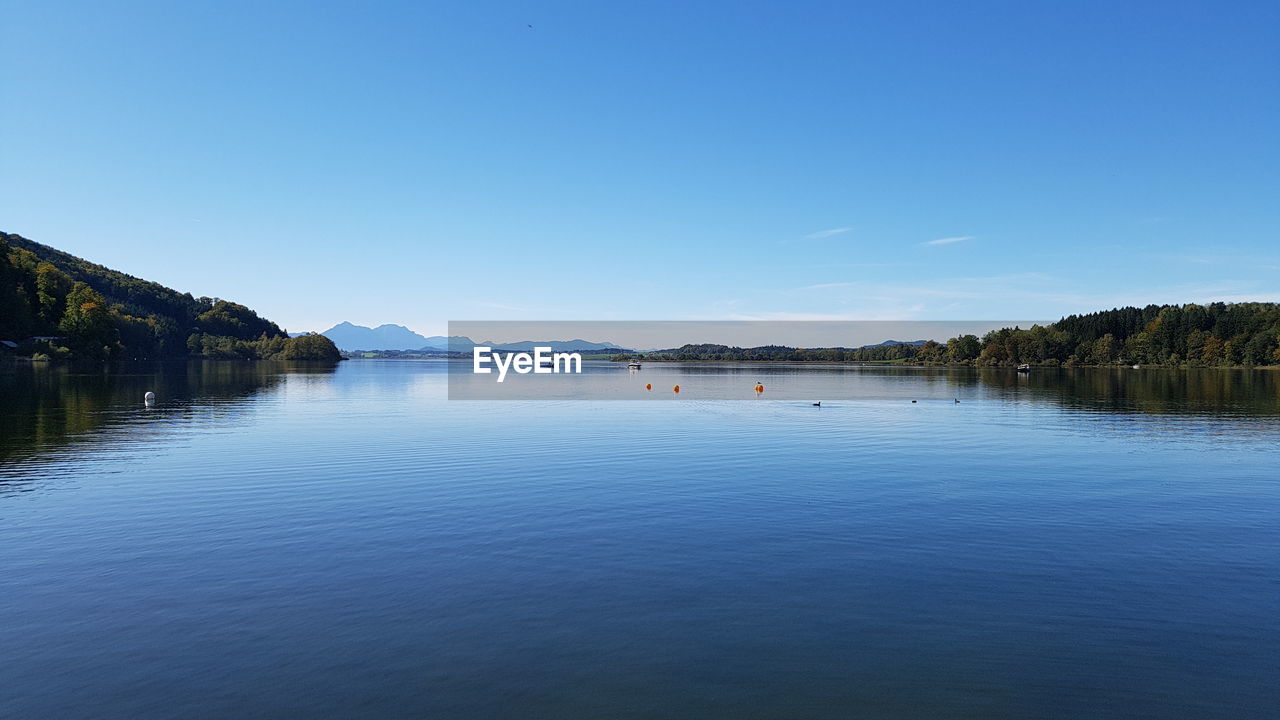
[609,359,1280,371]
[321,354,1280,372]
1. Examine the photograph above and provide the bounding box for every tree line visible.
[616,303,1280,367]
[0,233,341,362]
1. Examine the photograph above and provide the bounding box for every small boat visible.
[628,361,641,370]
[1016,364,1031,373]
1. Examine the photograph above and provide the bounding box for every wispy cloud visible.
[924,235,972,246]
[697,271,1277,326]
[805,227,852,240]
[1158,252,1280,271]
[787,272,1050,298]
[796,282,857,291]
[726,311,881,321]
[476,301,537,313]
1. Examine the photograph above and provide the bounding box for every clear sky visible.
[2,0,1277,335]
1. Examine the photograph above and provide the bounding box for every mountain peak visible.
[320,322,431,351]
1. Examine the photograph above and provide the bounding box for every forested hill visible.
[0,232,340,362]
[981,303,1280,367]
[626,303,1280,367]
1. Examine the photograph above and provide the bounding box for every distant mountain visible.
[484,339,627,352]
[331,330,921,353]
[419,335,477,351]
[860,339,928,348]
[318,324,630,353]
[321,322,433,351]
[421,337,629,353]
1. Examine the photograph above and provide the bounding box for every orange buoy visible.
[673,384,680,394]
[645,383,652,391]
[754,383,764,394]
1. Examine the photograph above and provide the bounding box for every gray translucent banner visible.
[446,320,1043,400]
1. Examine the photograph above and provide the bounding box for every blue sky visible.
[2,0,1277,334]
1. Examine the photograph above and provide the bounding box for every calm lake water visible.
[2,360,1278,719]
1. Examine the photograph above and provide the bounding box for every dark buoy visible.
[911,400,917,403]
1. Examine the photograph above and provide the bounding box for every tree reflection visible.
[0,361,335,467]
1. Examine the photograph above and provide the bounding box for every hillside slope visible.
[0,232,339,362]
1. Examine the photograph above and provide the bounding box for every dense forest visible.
[0,233,341,362]
[620,304,1280,368]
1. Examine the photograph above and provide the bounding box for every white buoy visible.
[144,391,156,405]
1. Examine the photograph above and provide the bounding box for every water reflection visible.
[4,362,1277,471]
[974,366,1280,415]
[450,360,1280,415]
[666,364,1280,413]
[0,360,334,470]
[1,359,1277,717]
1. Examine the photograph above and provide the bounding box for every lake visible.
[2,360,1278,718]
